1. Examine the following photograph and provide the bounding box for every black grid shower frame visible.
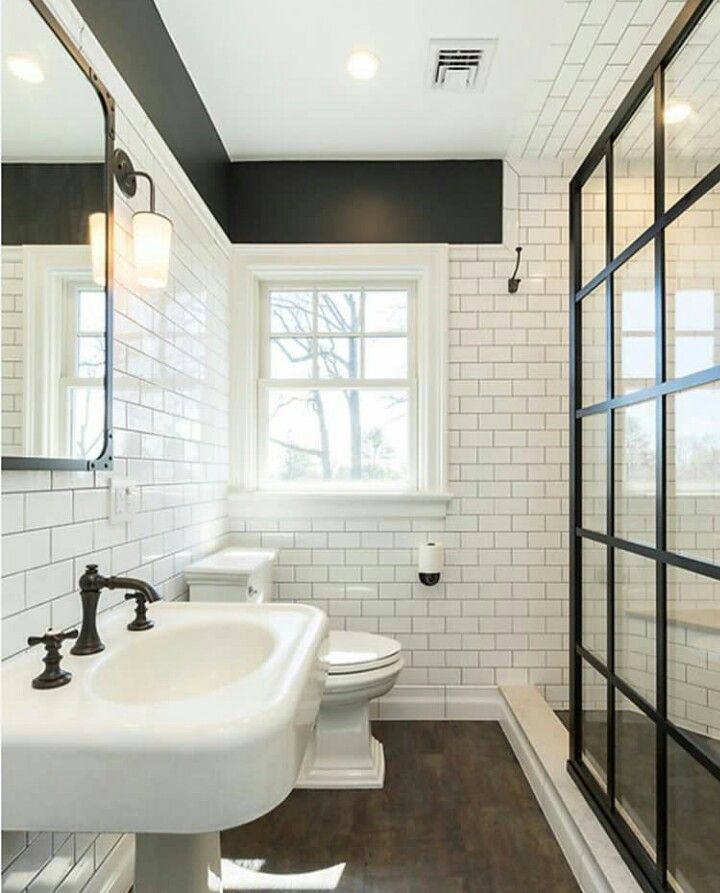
[569,1,720,891]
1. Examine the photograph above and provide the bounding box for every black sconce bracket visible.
[113,148,156,212]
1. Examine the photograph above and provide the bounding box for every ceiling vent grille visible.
[428,39,497,92]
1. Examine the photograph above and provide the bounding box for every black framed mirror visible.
[1,0,115,471]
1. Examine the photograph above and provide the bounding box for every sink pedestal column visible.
[135,832,222,893]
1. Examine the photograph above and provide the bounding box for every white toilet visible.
[184,547,403,789]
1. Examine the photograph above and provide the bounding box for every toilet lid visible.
[184,548,277,580]
[323,631,401,675]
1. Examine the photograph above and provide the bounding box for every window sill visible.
[228,489,453,519]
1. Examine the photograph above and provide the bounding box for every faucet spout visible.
[103,576,162,603]
[71,565,162,656]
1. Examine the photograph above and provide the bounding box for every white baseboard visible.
[373,684,502,720]
[82,834,134,893]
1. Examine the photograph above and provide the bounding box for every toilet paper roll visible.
[418,542,443,574]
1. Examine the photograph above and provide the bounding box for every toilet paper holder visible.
[418,542,443,587]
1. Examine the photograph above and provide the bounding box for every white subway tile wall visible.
[1,247,24,455]
[229,162,574,715]
[1,0,230,888]
[509,0,686,159]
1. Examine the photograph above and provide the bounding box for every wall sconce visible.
[112,149,173,289]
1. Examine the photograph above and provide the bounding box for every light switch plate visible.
[109,476,137,525]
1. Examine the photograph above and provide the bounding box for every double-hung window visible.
[59,279,106,458]
[259,283,415,489]
[233,245,449,518]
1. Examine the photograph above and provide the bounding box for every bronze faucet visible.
[71,564,162,655]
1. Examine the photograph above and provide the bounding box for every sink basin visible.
[90,620,275,704]
[2,601,328,835]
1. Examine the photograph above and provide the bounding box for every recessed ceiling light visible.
[6,54,44,84]
[347,50,379,81]
[665,101,692,124]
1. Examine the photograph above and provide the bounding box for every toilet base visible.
[295,694,387,789]
[296,734,385,789]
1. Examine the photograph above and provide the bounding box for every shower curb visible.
[499,685,642,893]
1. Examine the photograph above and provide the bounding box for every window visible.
[59,280,106,458]
[260,284,414,489]
[232,245,449,518]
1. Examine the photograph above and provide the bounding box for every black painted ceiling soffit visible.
[71,0,231,233]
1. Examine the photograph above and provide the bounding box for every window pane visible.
[614,242,655,396]
[615,400,656,545]
[615,549,656,706]
[582,659,608,790]
[269,291,313,333]
[613,89,654,255]
[269,338,313,378]
[78,289,105,332]
[582,412,606,532]
[266,389,409,483]
[667,566,720,756]
[317,337,361,379]
[615,691,656,857]
[582,539,607,661]
[364,337,407,379]
[70,388,104,459]
[581,158,606,286]
[668,735,720,893]
[668,382,720,564]
[666,187,720,381]
[581,283,606,407]
[665,0,720,200]
[317,291,361,333]
[77,336,105,378]
[365,290,408,332]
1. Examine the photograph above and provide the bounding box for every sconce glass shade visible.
[132,211,172,288]
[88,212,106,286]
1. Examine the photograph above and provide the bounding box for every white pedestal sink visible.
[2,601,328,893]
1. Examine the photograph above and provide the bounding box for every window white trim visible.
[21,245,95,456]
[231,244,450,519]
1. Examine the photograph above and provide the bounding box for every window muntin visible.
[259,284,416,489]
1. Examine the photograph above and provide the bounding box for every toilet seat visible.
[323,631,401,675]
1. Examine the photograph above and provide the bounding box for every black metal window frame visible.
[569,1,720,891]
[1,0,115,472]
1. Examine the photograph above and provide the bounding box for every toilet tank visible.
[184,548,278,603]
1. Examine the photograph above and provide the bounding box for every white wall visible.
[229,160,574,715]
[0,0,231,889]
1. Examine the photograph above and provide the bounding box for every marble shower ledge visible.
[626,604,720,633]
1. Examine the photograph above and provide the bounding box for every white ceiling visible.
[2,0,105,161]
[154,0,565,161]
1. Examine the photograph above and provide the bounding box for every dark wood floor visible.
[221,722,581,893]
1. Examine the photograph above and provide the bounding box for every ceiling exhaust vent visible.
[428,39,497,91]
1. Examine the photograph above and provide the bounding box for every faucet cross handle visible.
[125,591,154,632]
[27,629,79,690]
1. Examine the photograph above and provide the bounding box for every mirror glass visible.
[2,0,108,461]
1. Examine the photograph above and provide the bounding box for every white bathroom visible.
[1,0,719,891]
